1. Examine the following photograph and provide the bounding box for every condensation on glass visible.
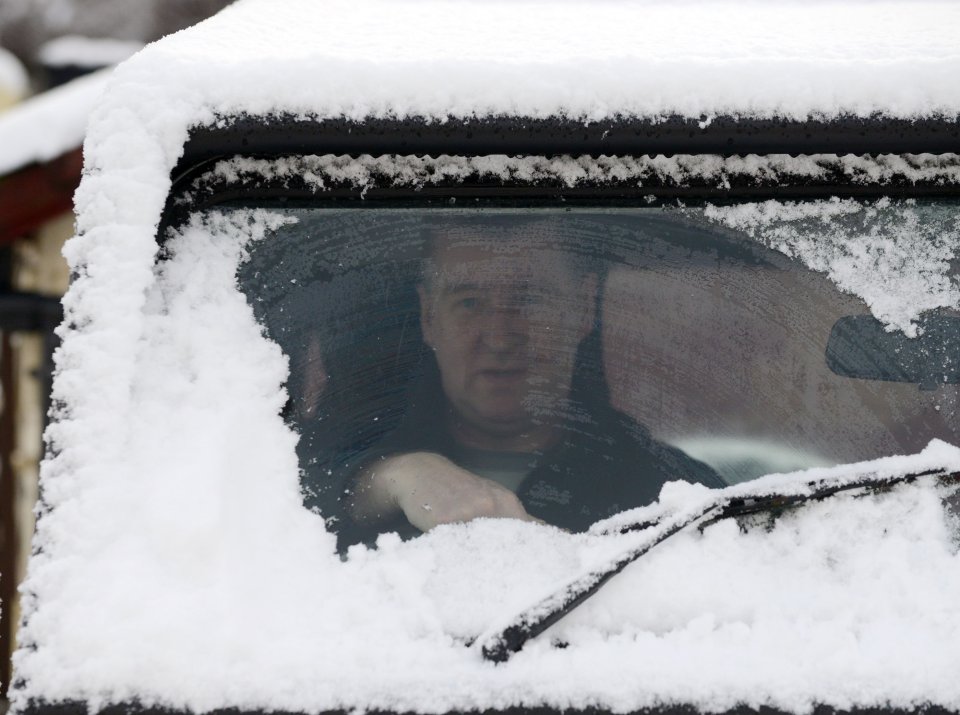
[230,206,960,548]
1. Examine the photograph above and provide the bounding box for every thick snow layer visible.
[0,67,110,175]
[13,207,960,713]
[201,153,960,192]
[704,198,960,336]
[37,35,144,68]
[76,0,960,125]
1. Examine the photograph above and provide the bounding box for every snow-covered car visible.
[10,1,960,714]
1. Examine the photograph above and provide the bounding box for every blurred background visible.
[0,0,233,706]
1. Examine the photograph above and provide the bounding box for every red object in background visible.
[0,148,83,246]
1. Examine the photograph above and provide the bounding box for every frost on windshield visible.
[221,205,960,539]
[703,198,960,337]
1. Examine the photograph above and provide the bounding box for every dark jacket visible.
[322,334,724,550]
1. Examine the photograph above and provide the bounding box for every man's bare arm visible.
[350,451,539,532]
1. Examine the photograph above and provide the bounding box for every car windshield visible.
[176,201,960,552]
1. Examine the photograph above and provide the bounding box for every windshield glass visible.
[205,202,960,551]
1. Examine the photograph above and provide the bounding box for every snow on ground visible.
[11,0,960,712]
[0,67,110,174]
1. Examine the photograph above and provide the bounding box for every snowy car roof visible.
[97,0,960,124]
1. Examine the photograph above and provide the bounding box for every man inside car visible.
[339,216,723,545]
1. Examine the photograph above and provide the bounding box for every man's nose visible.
[477,303,528,352]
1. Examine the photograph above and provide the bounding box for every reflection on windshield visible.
[235,207,960,551]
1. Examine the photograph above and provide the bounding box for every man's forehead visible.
[428,236,574,284]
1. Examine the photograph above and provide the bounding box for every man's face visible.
[418,234,597,442]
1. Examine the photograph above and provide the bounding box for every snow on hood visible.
[11,0,960,712]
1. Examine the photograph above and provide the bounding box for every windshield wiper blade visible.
[477,467,956,664]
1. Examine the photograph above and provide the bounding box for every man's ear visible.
[577,273,599,341]
[417,284,437,349]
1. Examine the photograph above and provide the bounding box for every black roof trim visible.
[173,114,960,182]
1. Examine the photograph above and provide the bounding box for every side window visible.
[227,205,960,549]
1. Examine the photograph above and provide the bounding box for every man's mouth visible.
[477,368,528,384]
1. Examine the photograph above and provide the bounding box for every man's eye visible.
[458,297,479,309]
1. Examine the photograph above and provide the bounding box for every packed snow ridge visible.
[202,153,960,192]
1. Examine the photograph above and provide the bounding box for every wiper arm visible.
[477,467,956,664]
